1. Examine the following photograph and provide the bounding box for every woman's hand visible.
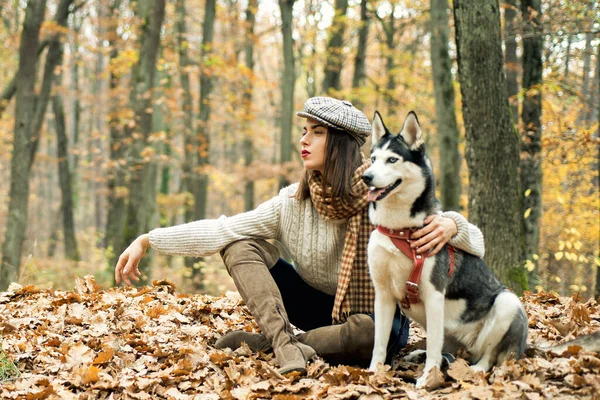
[115,234,149,285]
[410,215,457,256]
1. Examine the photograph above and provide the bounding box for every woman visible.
[115,97,484,375]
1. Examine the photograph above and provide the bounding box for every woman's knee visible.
[220,239,280,274]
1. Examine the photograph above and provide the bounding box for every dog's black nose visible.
[362,174,372,185]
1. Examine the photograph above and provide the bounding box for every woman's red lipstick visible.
[301,150,310,158]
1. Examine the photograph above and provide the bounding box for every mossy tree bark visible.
[453,0,528,293]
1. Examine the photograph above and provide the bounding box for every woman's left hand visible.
[410,215,457,256]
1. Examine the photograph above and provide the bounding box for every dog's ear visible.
[399,111,423,150]
[372,111,388,144]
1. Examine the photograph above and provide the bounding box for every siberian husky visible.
[362,111,528,388]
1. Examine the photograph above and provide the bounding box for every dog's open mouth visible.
[367,179,402,202]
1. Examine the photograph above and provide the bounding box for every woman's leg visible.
[268,258,334,331]
[219,239,315,374]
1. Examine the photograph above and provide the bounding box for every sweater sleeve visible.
[148,194,282,257]
[441,211,485,258]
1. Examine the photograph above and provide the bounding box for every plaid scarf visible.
[308,160,375,324]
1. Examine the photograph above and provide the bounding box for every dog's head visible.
[362,111,432,203]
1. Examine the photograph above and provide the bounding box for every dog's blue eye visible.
[388,157,398,164]
[371,156,376,163]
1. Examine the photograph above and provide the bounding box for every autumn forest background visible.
[0,0,598,299]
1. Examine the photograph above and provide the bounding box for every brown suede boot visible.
[215,330,271,352]
[297,314,375,367]
[220,239,316,375]
[216,314,375,368]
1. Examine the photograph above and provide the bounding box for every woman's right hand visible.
[115,234,149,285]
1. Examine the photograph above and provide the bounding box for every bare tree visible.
[121,0,166,284]
[351,0,370,109]
[322,0,349,94]
[1,0,79,289]
[243,0,258,211]
[430,0,461,211]
[279,0,296,189]
[520,0,543,283]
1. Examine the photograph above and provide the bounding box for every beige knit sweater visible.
[149,184,485,296]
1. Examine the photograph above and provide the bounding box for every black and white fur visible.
[362,112,528,388]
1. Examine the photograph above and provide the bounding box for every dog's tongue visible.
[367,188,385,202]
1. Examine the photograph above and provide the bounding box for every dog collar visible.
[376,225,455,310]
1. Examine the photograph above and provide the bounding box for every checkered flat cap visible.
[297,97,371,146]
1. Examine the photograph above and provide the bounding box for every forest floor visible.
[0,276,598,399]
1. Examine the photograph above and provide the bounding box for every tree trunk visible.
[453,0,527,293]
[351,0,369,109]
[52,42,80,261]
[1,0,70,289]
[122,0,166,285]
[322,0,349,94]
[243,0,257,212]
[0,39,51,120]
[182,0,216,289]
[430,0,461,211]
[279,0,296,189]
[385,10,397,114]
[104,0,128,271]
[595,44,600,299]
[504,0,519,123]
[520,0,542,284]
[578,33,593,124]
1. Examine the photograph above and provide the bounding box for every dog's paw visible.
[470,364,487,374]
[415,375,427,389]
[368,361,382,372]
[415,367,445,391]
[404,349,426,363]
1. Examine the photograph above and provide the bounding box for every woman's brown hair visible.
[294,126,364,206]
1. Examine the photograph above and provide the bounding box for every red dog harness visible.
[376,226,455,310]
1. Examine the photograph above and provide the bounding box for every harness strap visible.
[376,225,455,310]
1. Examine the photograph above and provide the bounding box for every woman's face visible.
[300,117,328,173]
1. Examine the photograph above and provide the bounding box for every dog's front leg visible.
[416,290,445,389]
[369,290,396,371]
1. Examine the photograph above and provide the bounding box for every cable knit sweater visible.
[149,183,485,296]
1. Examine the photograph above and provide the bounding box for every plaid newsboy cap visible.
[297,97,371,146]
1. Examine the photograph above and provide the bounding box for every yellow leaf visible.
[524,189,531,197]
[569,284,580,291]
[559,241,565,251]
[566,241,572,250]
[524,208,532,219]
[595,258,600,267]
[554,276,562,283]
[574,241,582,251]
[532,254,539,260]
[554,252,564,261]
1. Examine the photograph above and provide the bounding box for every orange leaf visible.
[93,348,115,365]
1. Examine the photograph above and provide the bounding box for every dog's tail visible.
[545,330,600,354]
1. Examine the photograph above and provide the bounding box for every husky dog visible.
[362,111,528,388]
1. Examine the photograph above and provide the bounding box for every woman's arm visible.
[115,192,284,285]
[410,211,485,257]
[148,194,282,257]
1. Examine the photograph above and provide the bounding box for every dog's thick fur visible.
[362,112,528,388]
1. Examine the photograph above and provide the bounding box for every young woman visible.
[115,97,485,375]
